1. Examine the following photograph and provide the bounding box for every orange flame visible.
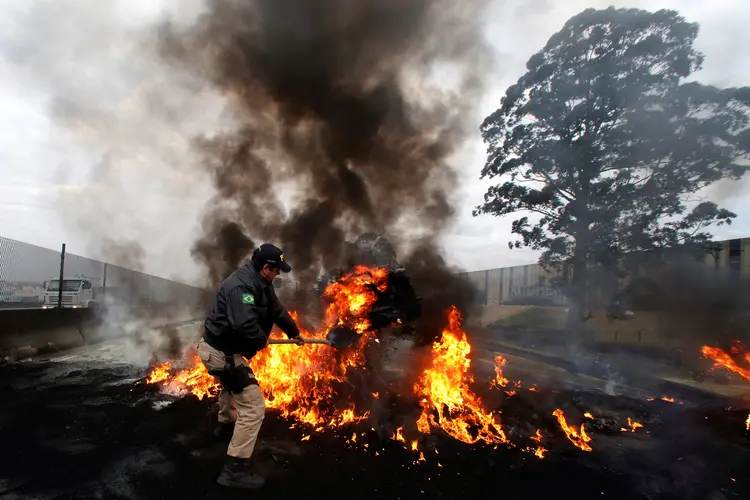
[250,313,370,426]
[245,265,393,425]
[491,355,509,388]
[168,356,221,400]
[392,426,406,443]
[625,417,644,432]
[702,343,750,433]
[322,265,389,333]
[142,355,221,400]
[144,266,394,425]
[145,361,172,384]
[647,396,683,405]
[142,266,615,458]
[700,344,750,381]
[413,306,508,445]
[530,429,546,458]
[552,409,592,452]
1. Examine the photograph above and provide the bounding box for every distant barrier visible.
[0,308,98,359]
[0,236,208,310]
[0,300,204,361]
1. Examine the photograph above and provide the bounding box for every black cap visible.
[253,243,292,273]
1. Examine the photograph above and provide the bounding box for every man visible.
[197,243,305,489]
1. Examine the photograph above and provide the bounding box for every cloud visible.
[0,0,220,283]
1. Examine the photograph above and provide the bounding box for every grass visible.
[489,306,567,330]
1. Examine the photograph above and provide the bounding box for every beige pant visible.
[196,339,266,459]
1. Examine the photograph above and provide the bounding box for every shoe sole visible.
[217,476,265,489]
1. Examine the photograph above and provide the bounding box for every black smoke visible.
[154,0,489,333]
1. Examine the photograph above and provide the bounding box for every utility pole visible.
[57,243,66,309]
[102,262,108,299]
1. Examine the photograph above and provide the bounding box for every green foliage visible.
[475,7,750,314]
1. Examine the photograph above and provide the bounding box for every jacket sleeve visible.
[267,287,301,339]
[225,286,266,353]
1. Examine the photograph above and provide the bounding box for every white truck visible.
[41,276,100,310]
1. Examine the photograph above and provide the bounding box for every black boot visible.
[217,457,265,489]
[213,422,235,438]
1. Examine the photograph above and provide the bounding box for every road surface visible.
[0,324,748,500]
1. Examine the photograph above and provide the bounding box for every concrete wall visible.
[0,306,202,360]
[461,236,750,308]
[0,308,93,357]
[585,309,664,347]
[473,304,695,351]
[458,263,566,307]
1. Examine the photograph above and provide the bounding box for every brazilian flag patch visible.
[241,293,255,305]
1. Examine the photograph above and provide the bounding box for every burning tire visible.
[317,233,422,336]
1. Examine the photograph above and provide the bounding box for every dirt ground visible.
[1,340,749,500]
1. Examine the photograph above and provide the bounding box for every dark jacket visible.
[203,263,300,358]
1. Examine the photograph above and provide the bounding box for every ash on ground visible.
[1,343,748,500]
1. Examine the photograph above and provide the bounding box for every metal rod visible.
[57,243,66,309]
[268,339,330,345]
[102,262,108,299]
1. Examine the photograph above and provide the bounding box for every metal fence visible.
[458,236,750,308]
[0,235,206,310]
[457,262,568,307]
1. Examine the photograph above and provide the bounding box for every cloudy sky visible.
[1,0,748,285]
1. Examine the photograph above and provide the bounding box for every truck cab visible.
[42,277,98,309]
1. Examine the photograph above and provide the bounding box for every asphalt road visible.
[1,326,748,500]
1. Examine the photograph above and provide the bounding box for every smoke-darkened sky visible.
[1,0,749,284]
[153,0,494,287]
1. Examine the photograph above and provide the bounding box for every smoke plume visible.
[100,238,146,273]
[627,255,750,350]
[154,0,491,308]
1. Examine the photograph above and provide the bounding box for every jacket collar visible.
[237,262,270,290]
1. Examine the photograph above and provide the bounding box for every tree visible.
[474,7,750,334]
